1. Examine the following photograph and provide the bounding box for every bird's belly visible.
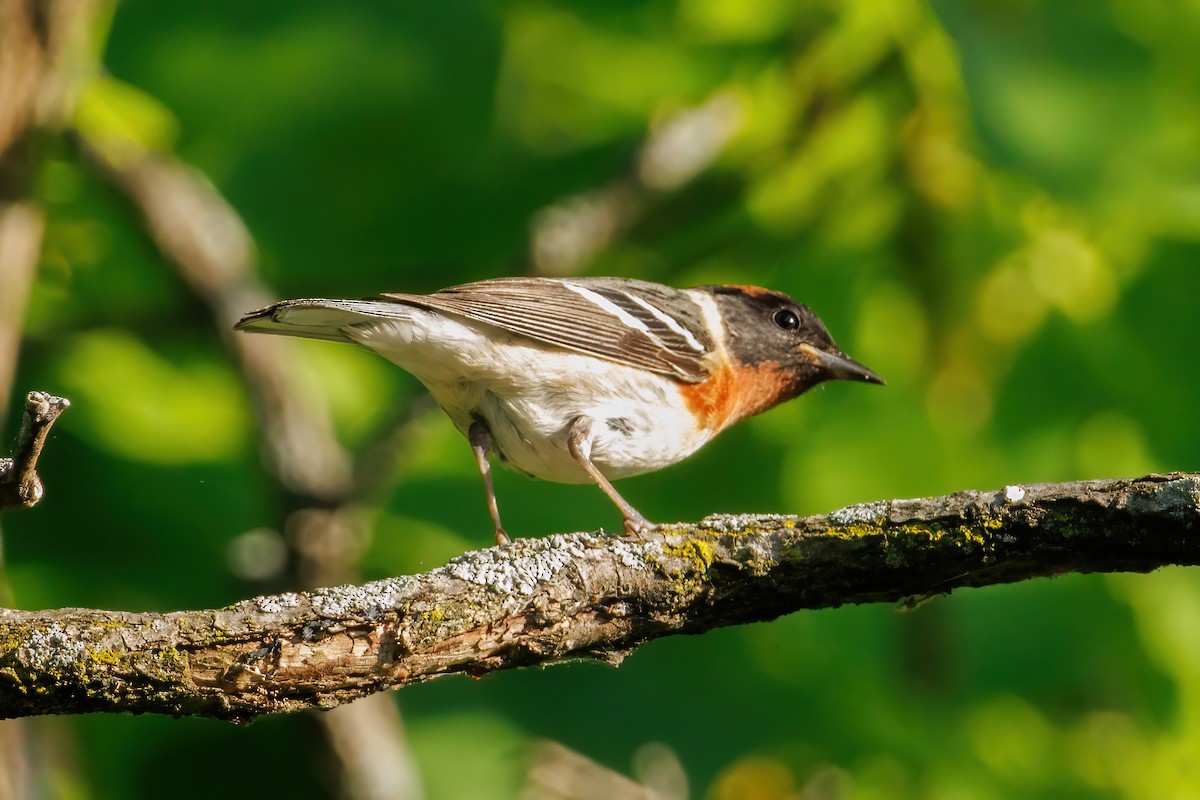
[493,397,709,483]
[423,362,713,485]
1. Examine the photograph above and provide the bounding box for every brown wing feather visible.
[379,277,712,382]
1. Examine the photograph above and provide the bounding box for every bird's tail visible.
[235,298,411,344]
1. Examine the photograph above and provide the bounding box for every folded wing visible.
[380,277,714,383]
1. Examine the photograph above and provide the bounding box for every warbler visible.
[236,276,883,544]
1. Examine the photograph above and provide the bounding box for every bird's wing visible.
[379,277,714,382]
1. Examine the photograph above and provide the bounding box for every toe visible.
[622,515,657,535]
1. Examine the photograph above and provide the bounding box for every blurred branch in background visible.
[77,91,425,800]
[79,146,353,512]
[1,473,1196,721]
[530,90,743,277]
[0,0,93,458]
[8,0,430,782]
[0,205,41,411]
[0,1,104,797]
[523,740,687,800]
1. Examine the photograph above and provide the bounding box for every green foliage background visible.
[6,0,1200,797]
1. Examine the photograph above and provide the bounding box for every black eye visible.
[773,308,800,331]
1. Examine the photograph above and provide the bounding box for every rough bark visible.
[1,472,1196,721]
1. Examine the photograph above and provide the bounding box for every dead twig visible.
[0,391,69,511]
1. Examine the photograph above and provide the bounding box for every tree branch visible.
[0,391,69,511]
[1,472,1197,721]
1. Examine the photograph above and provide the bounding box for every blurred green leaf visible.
[51,330,250,464]
[74,75,181,158]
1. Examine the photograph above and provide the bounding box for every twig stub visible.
[0,390,70,510]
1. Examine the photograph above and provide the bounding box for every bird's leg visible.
[468,419,510,546]
[567,417,655,535]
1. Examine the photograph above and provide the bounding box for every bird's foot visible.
[622,513,657,536]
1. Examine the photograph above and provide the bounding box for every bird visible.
[235,276,883,545]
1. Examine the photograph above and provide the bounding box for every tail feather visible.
[235,298,409,344]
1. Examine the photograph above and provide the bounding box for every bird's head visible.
[706,284,884,415]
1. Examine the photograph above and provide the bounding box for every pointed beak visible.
[799,344,886,385]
